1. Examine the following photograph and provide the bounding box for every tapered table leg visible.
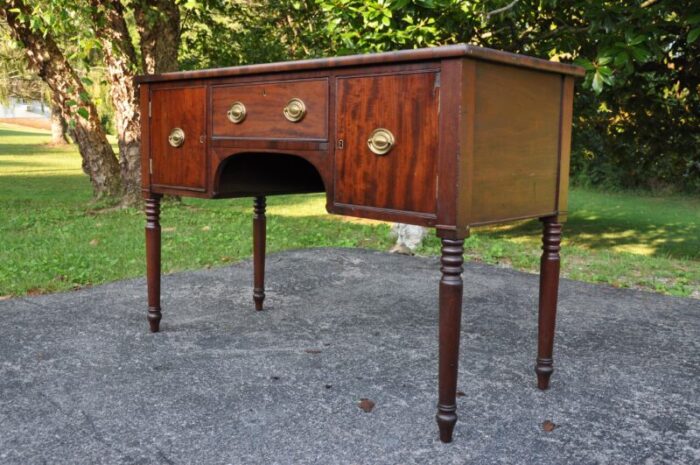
[145,194,163,332]
[436,237,465,443]
[253,196,266,311]
[535,217,563,389]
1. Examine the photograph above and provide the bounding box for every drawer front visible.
[150,86,207,191]
[211,79,328,140]
[334,71,439,214]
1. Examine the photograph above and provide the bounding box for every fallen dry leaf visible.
[358,398,375,413]
[542,420,557,432]
[89,239,99,246]
[304,349,322,354]
[201,225,211,231]
[163,227,176,232]
[456,390,466,397]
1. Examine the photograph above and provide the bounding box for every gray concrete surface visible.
[0,248,698,465]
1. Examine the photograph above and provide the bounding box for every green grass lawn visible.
[1,122,698,299]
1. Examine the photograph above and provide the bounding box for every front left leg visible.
[145,194,163,332]
[436,236,465,443]
[253,196,266,311]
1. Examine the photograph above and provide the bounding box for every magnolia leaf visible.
[687,14,700,25]
[614,51,630,67]
[630,46,649,61]
[688,28,700,44]
[592,71,604,94]
[574,57,595,71]
[628,34,646,46]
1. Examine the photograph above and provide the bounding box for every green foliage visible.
[4,0,698,191]
[188,0,699,193]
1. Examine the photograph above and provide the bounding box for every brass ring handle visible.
[227,101,246,124]
[168,128,185,148]
[367,128,395,155]
[283,98,306,122]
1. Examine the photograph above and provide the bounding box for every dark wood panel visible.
[139,83,151,193]
[330,203,437,227]
[211,79,328,140]
[136,44,584,84]
[150,86,207,190]
[435,58,476,237]
[470,63,562,224]
[334,71,439,215]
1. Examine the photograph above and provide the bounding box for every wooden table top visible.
[135,44,585,84]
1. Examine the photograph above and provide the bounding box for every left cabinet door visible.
[150,86,207,191]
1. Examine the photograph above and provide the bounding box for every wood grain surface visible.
[150,86,207,190]
[334,71,439,214]
[211,79,328,140]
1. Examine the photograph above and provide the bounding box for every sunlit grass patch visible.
[1,123,698,298]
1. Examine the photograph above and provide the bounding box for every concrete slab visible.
[0,248,697,464]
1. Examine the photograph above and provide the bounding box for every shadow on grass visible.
[0,128,49,137]
[486,214,700,261]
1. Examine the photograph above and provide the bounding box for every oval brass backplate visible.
[227,101,246,124]
[168,128,185,148]
[367,128,395,155]
[283,98,306,122]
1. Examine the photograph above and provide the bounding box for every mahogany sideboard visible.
[135,44,584,443]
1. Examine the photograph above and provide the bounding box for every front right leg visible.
[436,235,466,443]
[145,194,162,332]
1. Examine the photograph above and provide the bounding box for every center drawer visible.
[211,78,328,140]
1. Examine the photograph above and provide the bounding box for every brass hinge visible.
[149,158,153,175]
[148,100,152,118]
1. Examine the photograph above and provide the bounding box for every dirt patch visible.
[0,118,51,130]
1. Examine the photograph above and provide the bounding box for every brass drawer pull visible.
[367,128,395,155]
[168,128,185,148]
[283,98,306,122]
[227,101,246,124]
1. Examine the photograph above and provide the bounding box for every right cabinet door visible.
[334,71,439,214]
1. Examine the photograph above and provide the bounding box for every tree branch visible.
[486,0,519,20]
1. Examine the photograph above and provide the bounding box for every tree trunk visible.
[49,97,68,145]
[92,0,142,205]
[133,0,181,74]
[2,1,122,199]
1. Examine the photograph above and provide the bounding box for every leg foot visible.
[535,218,562,389]
[436,404,457,443]
[145,195,162,333]
[253,196,266,311]
[147,309,162,333]
[435,236,465,443]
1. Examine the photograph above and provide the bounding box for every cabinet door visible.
[150,86,207,191]
[334,72,439,214]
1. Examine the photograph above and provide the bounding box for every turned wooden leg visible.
[436,237,465,443]
[145,194,162,332]
[253,196,266,311]
[535,217,563,389]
